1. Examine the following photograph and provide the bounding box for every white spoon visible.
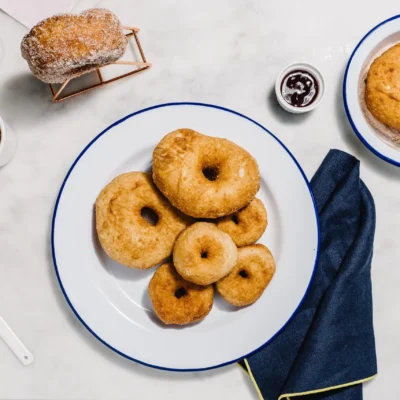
[0,316,33,365]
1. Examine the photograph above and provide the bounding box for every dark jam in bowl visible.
[281,70,319,108]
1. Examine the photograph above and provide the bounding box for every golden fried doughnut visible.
[365,44,400,130]
[21,8,127,83]
[216,198,267,247]
[173,222,238,285]
[216,244,276,306]
[152,129,260,218]
[96,172,191,269]
[149,263,214,325]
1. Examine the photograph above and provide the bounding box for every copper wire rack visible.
[49,26,151,102]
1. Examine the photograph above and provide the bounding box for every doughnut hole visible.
[174,287,187,299]
[239,269,249,278]
[196,236,221,263]
[231,214,239,225]
[200,152,230,184]
[140,207,159,226]
[202,166,219,181]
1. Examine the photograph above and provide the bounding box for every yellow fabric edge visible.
[240,359,377,400]
[244,359,264,400]
[277,374,377,399]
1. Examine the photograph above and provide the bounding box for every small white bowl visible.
[275,63,325,114]
[0,116,17,167]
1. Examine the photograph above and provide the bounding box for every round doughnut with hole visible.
[173,222,238,285]
[96,172,191,269]
[148,262,214,325]
[152,129,260,218]
[216,244,276,306]
[216,198,268,247]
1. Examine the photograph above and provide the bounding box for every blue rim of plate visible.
[343,14,400,167]
[51,102,320,372]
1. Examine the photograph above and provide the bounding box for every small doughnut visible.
[148,263,214,325]
[96,172,191,269]
[173,222,238,285]
[216,244,276,306]
[152,129,260,218]
[216,198,267,247]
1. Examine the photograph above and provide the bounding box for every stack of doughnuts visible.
[96,128,276,325]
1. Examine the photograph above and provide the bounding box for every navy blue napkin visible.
[240,150,377,400]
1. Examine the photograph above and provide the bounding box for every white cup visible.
[0,116,17,167]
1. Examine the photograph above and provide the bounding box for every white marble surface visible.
[0,0,399,399]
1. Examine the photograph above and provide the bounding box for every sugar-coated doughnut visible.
[152,129,260,218]
[148,263,214,325]
[96,172,191,269]
[21,8,127,83]
[173,222,238,285]
[216,198,267,247]
[216,244,276,306]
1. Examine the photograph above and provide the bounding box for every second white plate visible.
[344,14,400,166]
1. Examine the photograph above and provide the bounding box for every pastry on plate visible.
[216,198,267,247]
[152,129,260,218]
[173,222,238,285]
[96,172,191,269]
[365,43,400,131]
[149,262,214,325]
[216,244,276,306]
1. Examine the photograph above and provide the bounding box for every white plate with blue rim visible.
[52,102,319,371]
[344,15,400,167]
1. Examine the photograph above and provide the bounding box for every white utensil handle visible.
[0,317,33,365]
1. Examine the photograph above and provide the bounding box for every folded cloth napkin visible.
[240,149,377,400]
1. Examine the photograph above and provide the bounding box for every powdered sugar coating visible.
[21,8,128,83]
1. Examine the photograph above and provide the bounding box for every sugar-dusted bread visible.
[21,8,128,83]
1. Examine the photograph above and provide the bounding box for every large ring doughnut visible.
[173,222,238,285]
[148,262,214,325]
[152,129,260,218]
[216,244,276,306]
[216,198,267,247]
[96,172,191,269]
